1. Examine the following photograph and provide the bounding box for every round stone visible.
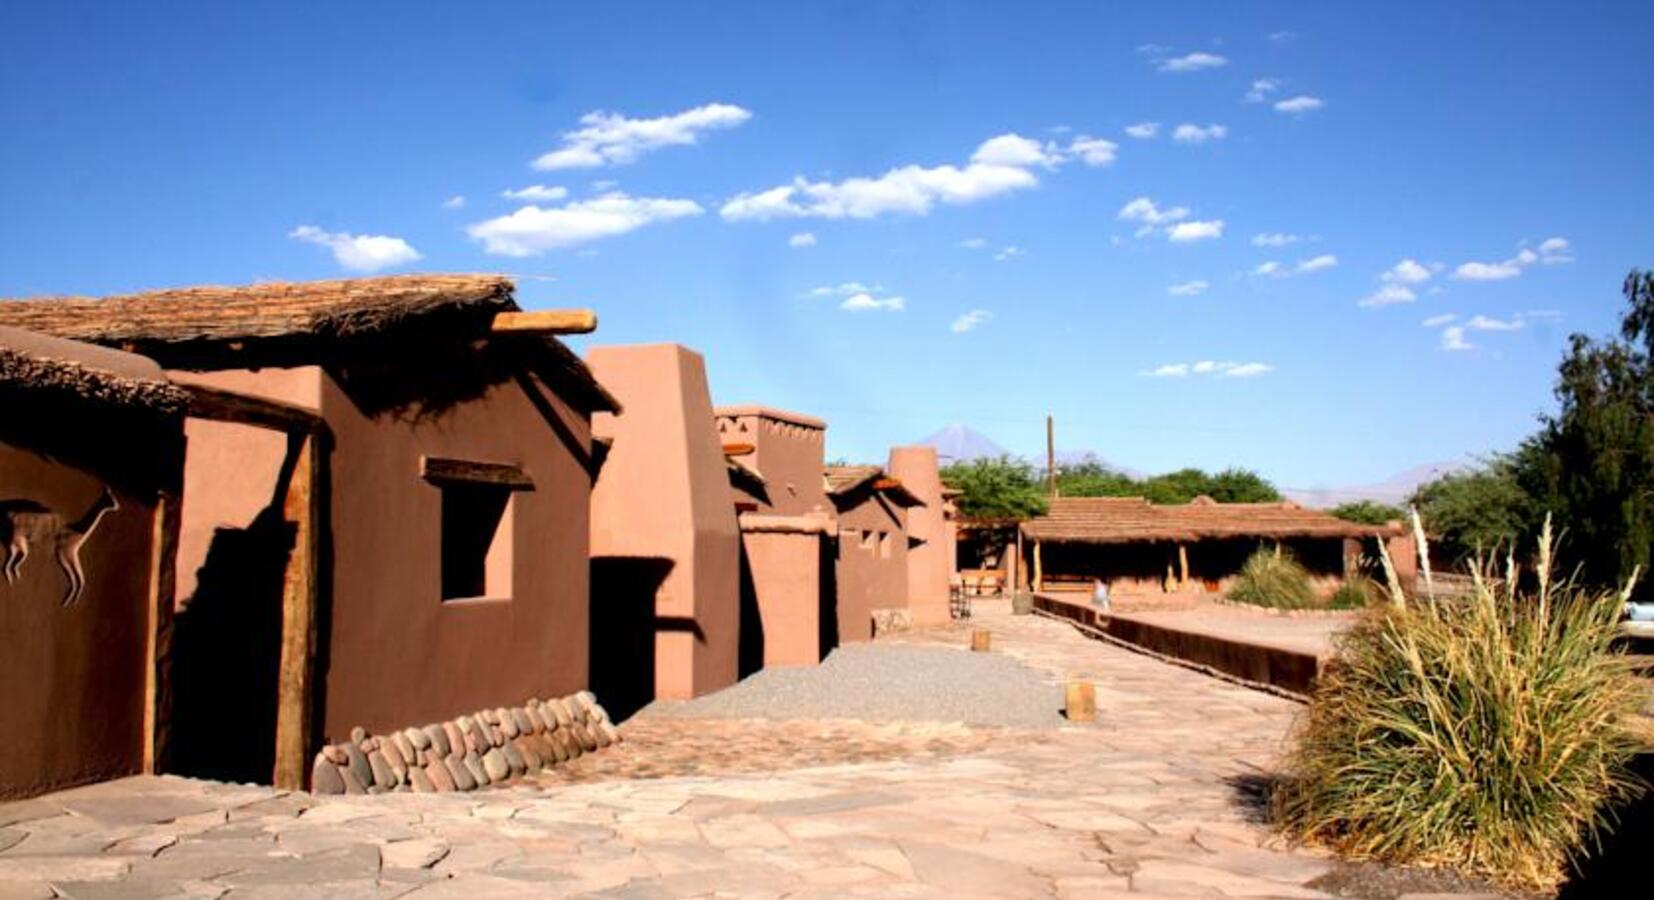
[391,733,418,768]
[548,699,574,728]
[499,741,526,776]
[321,744,347,765]
[442,722,466,757]
[426,758,456,792]
[512,737,542,771]
[479,709,499,725]
[405,727,431,751]
[408,766,435,793]
[511,708,534,734]
[497,710,519,739]
[591,722,612,748]
[367,749,398,789]
[311,757,345,795]
[588,702,611,724]
[575,690,597,711]
[380,739,408,779]
[573,724,599,753]
[481,748,510,782]
[340,766,367,795]
[555,730,582,760]
[349,726,367,745]
[446,756,476,791]
[342,743,373,788]
[599,720,622,745]
[423,725,449,757]
[463,752,489,788]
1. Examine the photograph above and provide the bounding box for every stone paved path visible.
[0,601,1509,898]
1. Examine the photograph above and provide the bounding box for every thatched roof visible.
[824,465,923,508]
[0,275,617,413]
[0,325,188,416]
[1021,495,1398,544]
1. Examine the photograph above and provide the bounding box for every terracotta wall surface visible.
[713,407,828,517]
[0,444,155,799]
[832,492,910,643]
[318,367,593,739]
[738,524,825,668]
[887,446,948,626]
[588,345,740,701]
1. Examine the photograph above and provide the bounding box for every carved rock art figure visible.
[0,487,120,606]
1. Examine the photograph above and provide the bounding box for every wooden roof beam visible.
[491,309,598,336]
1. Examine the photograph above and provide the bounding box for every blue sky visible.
[4,2,1652,491]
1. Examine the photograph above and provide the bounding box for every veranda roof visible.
[1021,495,1399,544]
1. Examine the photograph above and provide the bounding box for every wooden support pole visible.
[971,629,992,652]
[272,432,321,791]
[1178,543,1190,591]
[1033,540,1044,592]
[142,489,182,774]
[490,309,598,335]
[1046,415,1056,498]
[1064,681,1096,723]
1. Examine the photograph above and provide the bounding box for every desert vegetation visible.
[1273,517,1647,888]
[1227,547,1319,610]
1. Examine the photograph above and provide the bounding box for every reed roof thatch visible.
[0,325,188,416]
[1021,495,1399,544]
[824,465,923,508]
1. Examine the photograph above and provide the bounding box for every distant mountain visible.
[1284,460,1472,509]
[916,424,1008,463]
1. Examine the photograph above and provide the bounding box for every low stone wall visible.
[310,691,620,795]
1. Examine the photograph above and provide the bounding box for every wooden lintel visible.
[491,309,598,335]
[421,455,535,490]
[872,477,903,491]
[272,432,321,791]
[721,442,756,457]
[181,383,323,433]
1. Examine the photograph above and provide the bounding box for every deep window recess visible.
[421,456,534,601]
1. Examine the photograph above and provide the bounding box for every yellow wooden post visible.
[1178,543,1190,591]
[1064,681,1096,722]
[142,489,181,774]
[971,630,992,652]
[1032,540,1043,592]
[272,432,320,791]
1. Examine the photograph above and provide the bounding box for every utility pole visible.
[1046,414,1056,498]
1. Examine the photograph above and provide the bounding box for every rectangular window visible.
[423,456,532,602]
[860,529,876,551]
[879,531,892,559]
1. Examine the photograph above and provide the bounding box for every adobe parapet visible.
[714,405,826,432]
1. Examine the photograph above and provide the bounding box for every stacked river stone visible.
[310,691,620,795]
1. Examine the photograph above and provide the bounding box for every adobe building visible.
[586,344,740,718]
[1019,496,1411,596]
[0,326,187,799]
[886,446,951,626]
[825,465,923,642]
[716,406,836,668]
[0,276,616,789]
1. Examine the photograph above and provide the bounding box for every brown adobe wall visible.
[714,408,828,517]
[833,492,910,643]
[887,446,949,627]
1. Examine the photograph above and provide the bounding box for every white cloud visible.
[466,192,703,256]
[1254,261,1284,277]
[994,246,1024,262]
[501,184,570,202]
[1359,284,1418,307]
[1452,260,1523,281]
[1538,236,1574,264]
[1274,95,1325,114]
[1144,360,1272,378]
[1245,78,1279,103]
[720,133,1050,221]
[533,102,752,170]
[591,179,618,192]
[288,225,421,272]
[959,237,989,250]
[1422,313,1457,328]
[1124,122,1160,139]
[1268,30,1297,42]
[1441,326,1473,351]
[1118,196,1189,226]
[1137,43,1172,55]
[1068,136,1119,166]
[788,232,817,248]
[809,281,874,297]
[951,309,992,333]
[1167,219,1225,243]
[1383,258,1433,284]
[1168,279,1209,296]
[441,195,466,210]
[1252,232,1300,247]
[1172,123,1228,144]
[841,292,905,312]
[1296,254,1338,273]
[1158,52,1228,72]
[1466,314,1524,332]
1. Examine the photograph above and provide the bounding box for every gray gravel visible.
[642,643,1065,729]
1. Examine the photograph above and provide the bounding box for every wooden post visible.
[1046,415,1056,498]
[1177,543,1190,592]
[1064,681,1096,722]
[1033,540,1044,592]
[142,489,182,774]
[1014,527,1025,591]
[971,629,992,652]
[272,432,321,791]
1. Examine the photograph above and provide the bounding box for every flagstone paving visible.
[0,600,1513,898]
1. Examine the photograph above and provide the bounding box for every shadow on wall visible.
[737,548,764,678]
[589,556,673,723]
[819,536,839,659]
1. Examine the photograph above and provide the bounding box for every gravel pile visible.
[644,644,1064,729]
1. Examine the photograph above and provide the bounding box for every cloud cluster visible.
[788,232,817,248]
[1255,254,1338,277]
[1168,279,1209,297]
[1452,237,1573,281]
[1274,96,1324,114]
[1359,257,1441,307]
[951,309,992,333]
[1124,122,1160,139]
[533,103,752,170]
[808,281,906,312]
[1118,196,1223,242]
[467,192,703,256]
[1428,310,1561,352]
[1252,232,1300,247]
[1143,360,1273,378]
[288,225,421,272]
[720,133,1111,222]
[1172,123,1228,144]
[1156,52,1228,73]
[501,184,569,202]
[1245,79,1279,103]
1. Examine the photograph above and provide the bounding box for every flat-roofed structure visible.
[825,464,923,642]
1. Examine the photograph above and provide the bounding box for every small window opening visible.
[440,483,514,601]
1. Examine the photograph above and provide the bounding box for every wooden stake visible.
[272,432,321,791]
[142,489,182,774]
[490,309,598,335]
[1064,681,1096,722]
[1033,540,1044,592]
[1046,415,1056,498]
[1178,543,1190,591]
[971,629,992,652]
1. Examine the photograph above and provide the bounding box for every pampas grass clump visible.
[1228,546,1318,609]
[1272,515,1646,888]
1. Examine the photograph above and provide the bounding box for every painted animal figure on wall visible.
[0,488,120,606]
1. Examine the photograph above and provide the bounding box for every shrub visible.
[1326,576,1376,610]
[1329,500,1404,526]
[1272,516,1647,888]
[1228,546,1318,609]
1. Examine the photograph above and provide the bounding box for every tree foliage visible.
[1329,500,1405,526]
[1055,462,1281,504]
[939,455,1048,520]
[1408,465,1532,563]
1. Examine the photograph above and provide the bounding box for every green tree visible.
[1054,461,1139,497]
[939,456,1049,520]
[1201,467,1284,503]
[1329,500,1405,526]
[1409,465,1532,563]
